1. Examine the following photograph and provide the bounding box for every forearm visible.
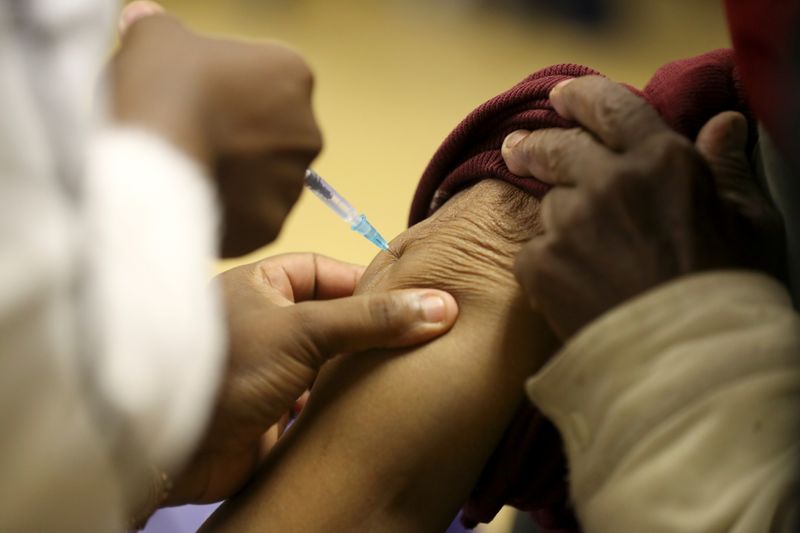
[528,271,800,533]
[203,179,551,531]
[204,299,553,532]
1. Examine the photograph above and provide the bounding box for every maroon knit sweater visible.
[410,49,749,223]
[407,49,751,530]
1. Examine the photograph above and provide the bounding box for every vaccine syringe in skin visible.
[303,169,390,251]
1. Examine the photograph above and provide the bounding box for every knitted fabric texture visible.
[410,48,748,225]
[406,49,750,530]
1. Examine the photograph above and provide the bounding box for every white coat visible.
[0,1,224,530]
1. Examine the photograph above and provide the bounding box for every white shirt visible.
[0,1,224,531]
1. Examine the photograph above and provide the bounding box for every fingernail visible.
[726,113,748,149]
[504,130,530,150]
[119,1,165,35]
[550,78,574,100]
[419,293,447,323]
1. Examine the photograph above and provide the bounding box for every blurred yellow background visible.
[156,0,729,529]
[153,0,731,272]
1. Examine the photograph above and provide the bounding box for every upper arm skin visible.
[202,180,557,532]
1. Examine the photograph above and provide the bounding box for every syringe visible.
[303,169,390,251]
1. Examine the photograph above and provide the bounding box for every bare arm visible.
[202,180,557,532]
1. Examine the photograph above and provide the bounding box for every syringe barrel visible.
[304,169,359,224]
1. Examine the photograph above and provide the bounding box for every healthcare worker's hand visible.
[501,76,784,340]
[166,253,459,505]
[112,2,321,256]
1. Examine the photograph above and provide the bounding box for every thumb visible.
[289,289,459,363]
[697,111,787,278]
[695,111,756,205]
[695,111,748,157]
[502,130,535,177]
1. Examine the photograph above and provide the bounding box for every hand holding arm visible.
[502,76,799,533]
[167,253,458,506]
[502,76,784,338]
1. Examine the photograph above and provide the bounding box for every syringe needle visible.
[303,169,390,252]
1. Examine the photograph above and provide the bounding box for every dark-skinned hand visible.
[113,2,321,257]
[502,76,784,340]
[167,253,458,506]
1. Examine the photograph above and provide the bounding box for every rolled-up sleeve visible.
[527,271,800,533]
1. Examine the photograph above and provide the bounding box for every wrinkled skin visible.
[202,180,560,533]
[503,76,785,339]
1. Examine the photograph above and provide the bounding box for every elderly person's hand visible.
[165,253,459,505]
[113,2,321,256]
[501,76,784,339]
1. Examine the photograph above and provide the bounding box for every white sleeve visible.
[0,1,225,529]
[0,126,225,532]
[0,4,124,529]
[527,271,800,533]
[83,127,226,488]
[0,131,224,531]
